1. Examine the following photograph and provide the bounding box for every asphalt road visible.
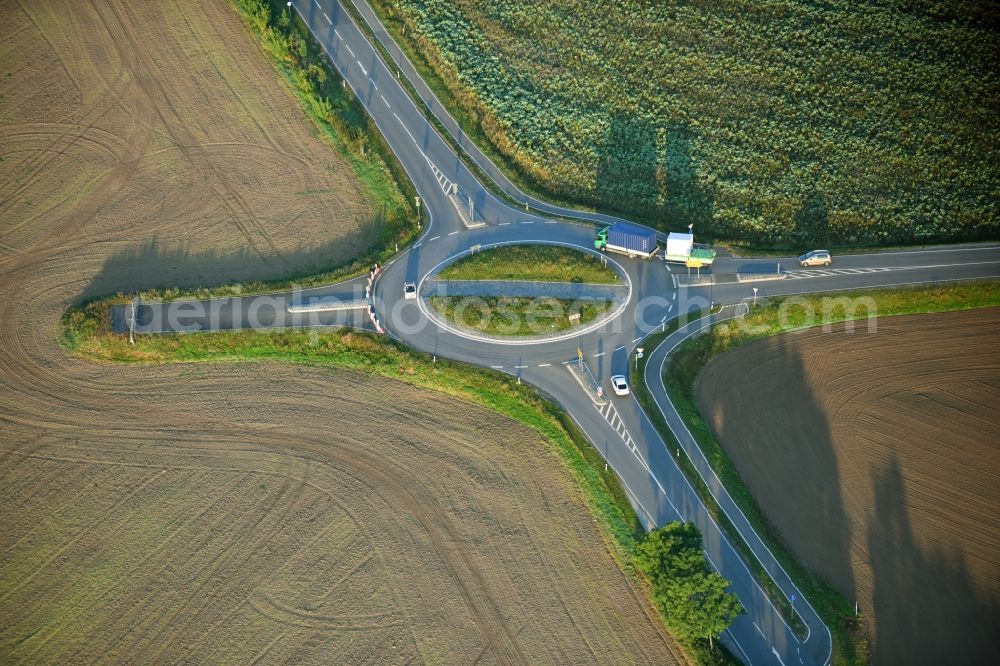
[121,1,1000,663]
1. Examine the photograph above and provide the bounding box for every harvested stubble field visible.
[1,367,682,663]
[697,308,1000,664]
[0,1,682,663]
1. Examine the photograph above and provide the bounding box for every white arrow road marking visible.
[772,647,786,666]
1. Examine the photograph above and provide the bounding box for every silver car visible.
[799,250,832,267]
[403,282,417,300]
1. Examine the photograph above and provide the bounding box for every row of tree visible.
[636,522,744,652]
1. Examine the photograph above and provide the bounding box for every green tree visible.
[636,522,744,650]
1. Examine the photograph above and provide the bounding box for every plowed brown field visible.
[698,308,1000,664]
[0,1,681,663]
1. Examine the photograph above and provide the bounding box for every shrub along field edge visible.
[648,280,1000,665]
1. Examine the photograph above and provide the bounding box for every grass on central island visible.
[429,296,612,337]
[437,244,618,284]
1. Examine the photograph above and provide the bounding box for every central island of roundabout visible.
[416,242,632,343]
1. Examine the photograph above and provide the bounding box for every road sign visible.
[686,258,703,269]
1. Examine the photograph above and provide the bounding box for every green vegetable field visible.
[372,0,998,246]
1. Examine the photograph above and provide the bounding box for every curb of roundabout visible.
[415,240,634,346]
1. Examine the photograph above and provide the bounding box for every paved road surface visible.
[121,1,1000,663]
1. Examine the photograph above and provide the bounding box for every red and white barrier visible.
[368,305,384,335]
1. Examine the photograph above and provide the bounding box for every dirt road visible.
[698,308,1000,664]
[0,1,681,663]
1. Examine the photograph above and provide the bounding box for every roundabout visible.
[102,2,1000,663]
[413,240,633,345]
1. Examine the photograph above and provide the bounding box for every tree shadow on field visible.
[595,117,713,234]
[696,330,857,659]
[76,231,376,305]
[794,190,830,247]
[868,454,1000,664]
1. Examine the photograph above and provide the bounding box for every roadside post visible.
[753,287,759,308]
[127,295,140,345]
[635,347,644,371]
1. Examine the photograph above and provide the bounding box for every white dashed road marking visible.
[784,266,898,280]
[595,401,648,471]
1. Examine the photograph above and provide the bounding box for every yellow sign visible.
[686,259,703,268]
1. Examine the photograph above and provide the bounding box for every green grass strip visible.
[429,296,612,336]
[437,244,618,284]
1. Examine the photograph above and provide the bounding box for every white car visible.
[610,375,630,397]
[403,282,417,300]
[798,250,832,267]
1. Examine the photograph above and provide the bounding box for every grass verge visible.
[428,296,612,336]
[644,280,1000,665]
[437,244,618,283]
